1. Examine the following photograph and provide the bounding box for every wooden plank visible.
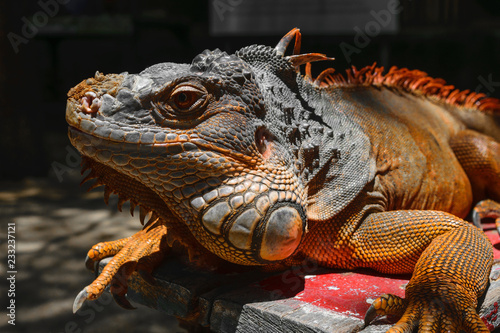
[479,262,500,330]
[237,299,363,333]
[95,227,500,332]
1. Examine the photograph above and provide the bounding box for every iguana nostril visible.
[79,91,101,114]
[260,206,304,261]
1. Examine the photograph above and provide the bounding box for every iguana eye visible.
[170,85,206,111]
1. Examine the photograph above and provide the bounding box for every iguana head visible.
[66,29,333,265]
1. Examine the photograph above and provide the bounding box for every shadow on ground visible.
[0,175,187,333]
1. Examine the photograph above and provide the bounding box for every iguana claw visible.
[84,255,101,278]
[84,254,96,272]
[364,293,406,327]
[364,304,380,327]
[73,287,89,313]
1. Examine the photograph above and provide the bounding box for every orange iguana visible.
[66,28,500,332]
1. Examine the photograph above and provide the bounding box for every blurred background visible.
[0,0,499,332]
[1,0,500,180]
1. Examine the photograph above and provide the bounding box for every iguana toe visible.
[364,293,407,327]
[85,237,132,272]
[385,279,490,332]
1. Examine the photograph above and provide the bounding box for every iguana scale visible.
[66,28,500,332]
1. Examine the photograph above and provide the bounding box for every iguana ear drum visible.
[259,205,305,261]
[199,195,307,264]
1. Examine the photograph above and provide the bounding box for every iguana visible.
[66,28,500,332]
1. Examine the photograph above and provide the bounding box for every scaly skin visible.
[66,28,500,332]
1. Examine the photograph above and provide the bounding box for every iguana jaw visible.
[68,124,307,266]
[66,63,309,265]
[70,145,194,252]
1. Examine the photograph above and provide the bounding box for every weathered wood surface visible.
[97,227,500,332]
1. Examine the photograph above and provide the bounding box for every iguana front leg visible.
[73,221,168,313]
[355,210,493,332]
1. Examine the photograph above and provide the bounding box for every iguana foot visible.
[365,293,407,326]
[73,222,167,313]
[472,199,500,232]
[366,279,489,332]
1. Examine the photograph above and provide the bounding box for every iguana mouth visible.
[69,141,201,260]
[67,93,259,164]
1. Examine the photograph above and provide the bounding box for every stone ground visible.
[0,173,187,333]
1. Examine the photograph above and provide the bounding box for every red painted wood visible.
[255,222,500,320]
[294,272,408,319]
[484,223,500,258]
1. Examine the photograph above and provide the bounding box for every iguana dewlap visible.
[66,28,500,332]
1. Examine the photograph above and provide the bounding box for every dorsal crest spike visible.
[287,53,335,68]
[314,68,336,86]
[309,62,500,114]
[304,62,313,82]
[275,28,302,56]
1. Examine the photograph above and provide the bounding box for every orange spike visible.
[372,67,385,84]
[293,29,301,55]
[409,77,431,90]
[304,62,312,82]
[314,68,336,86]
[306,61,499,114]
[86,180,104,192]
[117,196,128,212]
[103,186,113,205]
[287,53,334,67]
[466,92,487,106]
[80,170,97,186]
[275,28,301,56]
[446,89,462,104]
[437,85,455,98]
[455,90,470,104]
[346,68,355,82]
[129,200,137,216]
[478,99,500,112]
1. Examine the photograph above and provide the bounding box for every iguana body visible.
[66,29,500,332]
